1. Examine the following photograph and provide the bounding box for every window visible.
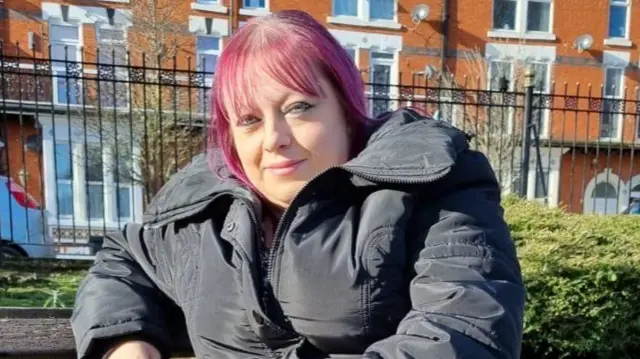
[369,52,395,117]
[344,47,357,65]
[601,67,624,139]
[54,143,73,216]
[488,60,516,133]
[609,0,630,39]
[50,23,82,105]
[332,0,396,21]
[50,139,135,223]
[489,60,514,91]
[534,170,549,199]
[97,25,129,108]
[243,0,265,8]
[86,145,105,220]
[530,62,551,136]
[493,0,552,33]
[196,35,220,114]
[114,145,133,220]
[591,182,619,214]
[197,35,220,74]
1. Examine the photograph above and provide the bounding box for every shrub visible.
[503,196,640,359]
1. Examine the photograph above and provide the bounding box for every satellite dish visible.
[410,4,430,23]
[574,34,593,53]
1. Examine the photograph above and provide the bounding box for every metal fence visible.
[0,49,639,260]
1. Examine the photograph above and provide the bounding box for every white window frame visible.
[53,142,74,219]
[239,0,270,17]
[96,23,130,109]
[600,67,625,141]
[191,0,228,14]
[343,46,359,68]
[42,120,142,228]
[529,61,551,139]
[327,0,401,30]
[488,0,555,41]
[367,50,399,117]
[605,0,632,47]
[487,59,516,134]
[49,20,83,106]
[196,34,220,114]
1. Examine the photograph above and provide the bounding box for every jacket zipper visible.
[266,165,452,286]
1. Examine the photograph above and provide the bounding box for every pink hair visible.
[207,10,372,188]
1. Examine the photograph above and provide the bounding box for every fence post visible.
[518,66,535,198]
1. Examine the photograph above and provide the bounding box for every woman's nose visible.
[262,115,291,152]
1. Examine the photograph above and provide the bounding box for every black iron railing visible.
[0,50,639,260]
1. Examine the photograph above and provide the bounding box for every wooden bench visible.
[0,308,194,358]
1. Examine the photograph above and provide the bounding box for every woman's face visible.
[229,74,351,210]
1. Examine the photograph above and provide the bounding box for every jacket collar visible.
[143,108,469,226]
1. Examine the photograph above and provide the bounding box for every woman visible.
[71,10,524,359]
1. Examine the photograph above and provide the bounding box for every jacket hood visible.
[143,108,470,226]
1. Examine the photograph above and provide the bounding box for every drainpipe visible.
[229,0,234,36]
[440,0,449,72]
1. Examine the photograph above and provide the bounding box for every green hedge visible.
[503,196,640,359]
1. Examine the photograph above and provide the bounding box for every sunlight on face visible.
[229,75,350,210]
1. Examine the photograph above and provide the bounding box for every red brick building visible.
[0,0,639,250]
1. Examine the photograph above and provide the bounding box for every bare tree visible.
[77,0,205,207]
[432,46,530,193]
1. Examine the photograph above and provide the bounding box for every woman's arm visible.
[362,157,525,358]
[71,223,190,359]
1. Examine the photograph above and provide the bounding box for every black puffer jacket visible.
[71,109,525,359]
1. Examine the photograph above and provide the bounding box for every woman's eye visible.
[237,116,260,127]
[287,102,313,114]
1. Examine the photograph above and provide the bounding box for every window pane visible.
[99,82,129,108]
[370,0,394,20]
[57,77,81,105]
[371,64,391,117]
[197,36,220,52]
[535,171,549,198]
[99,28,126,42]
[98,45,127,65]
[54,144,72,180]
[86,148,104,182]
[605,68,623,96]
[608,5,628,38]
[56,182,73,216]
[243,0,265,8]
[601,99,620,138]
[87,184,104,219]
[493,0,516,30]
[532,63,549,92]
[490,62,512,90]
[51,44,78,62]
[526,1,551,32]
[50,25,80,42]
[198,54,218,73]
[117,187,131,218]
[344,48,356,63]
[116,146,132,183]
[371,52,394,60]
[333,0,357,16]
[593,182,618,198]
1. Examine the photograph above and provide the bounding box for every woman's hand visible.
[105,340,161,359]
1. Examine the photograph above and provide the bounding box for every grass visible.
[0,260,88,308]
